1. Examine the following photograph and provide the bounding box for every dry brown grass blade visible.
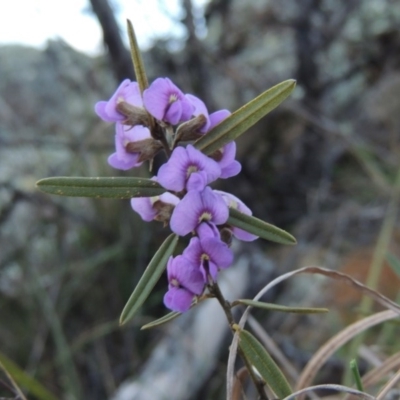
[295,310,398,396]
[362,351,400,389]
[227,266,400,400]
[297,267,400,314]
[376,368,400,400]
[282,384,376,400]
[231,367,249,400]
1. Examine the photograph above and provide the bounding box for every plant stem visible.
[208,281,269,400]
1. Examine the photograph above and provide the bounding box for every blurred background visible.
[1,0,400,399]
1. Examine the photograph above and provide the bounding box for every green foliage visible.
[235,326,293,398]
[228,208,297,245]
[194,80,296,155]
[36,177,165,198]
[119,234,179,325]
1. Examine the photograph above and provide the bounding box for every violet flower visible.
[164,255,205,312]
[131,192,180,222]
[185,94,210,133]
[95,79,143,122]
[214,190,258,241]
[143,78,194,125]
[157,145,221,192]
[170,187,229,236]
[108,122,151,170]
[207,110,241,178]
[183,236,233,280]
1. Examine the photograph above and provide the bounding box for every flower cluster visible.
[96,77,257,312]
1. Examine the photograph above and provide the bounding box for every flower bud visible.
[125,138,163,162]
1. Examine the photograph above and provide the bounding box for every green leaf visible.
[194,79,296,155]
[120,234,179,325]
[36,177,165,199]
[127,19,148,94]
[227,208,297,245]
[233,299,328,314]
[0,351,58,400]
[141,311,182,330]
[235,327,292,398]
[386,252,400,278]
[350,359,364,392]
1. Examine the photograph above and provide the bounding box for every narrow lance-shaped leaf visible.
[0,351,58,400]
[120,234,179,325]
[232,299,328,314]
[36,177,165,199]
[234,326,293,398]
[194,79,296,155]
[228,208,297,245]
[141,311,182,330]
[127,19,149,95]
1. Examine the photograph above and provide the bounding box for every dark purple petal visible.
[201,237,233,268]
[180,97,195,122]
[143,78,193,124]
[165,100,183,125]
[164,287,194,312]
[196,222,220,240]
[207,261,219,280]
[186,170,208,191]
[200,187,229,225]
[157,146,188,191]
[186,145,221,184]
[182,237,202,266]
[158,145,220,192]
[170,190,204,235]
[167,255,204,294]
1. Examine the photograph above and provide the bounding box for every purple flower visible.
[108,122,151,170]
[217,141,242,178]
[131,192,180,222]
[95,79,143,122]
[208,109,231,130]
[157,145,221,192]
[143,78,194,125]
[186,94,210,132]
[215,190,258,241]
[164,255,205,312]
[196,222,221,240]
[205,110,241,178]
[170,187,229,236]
[183,236,233,280]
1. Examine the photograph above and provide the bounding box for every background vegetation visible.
[0,0,399,398]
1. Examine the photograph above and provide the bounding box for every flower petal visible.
[130,197,155,221]
[164,287,194,312]
[170,190,203,236]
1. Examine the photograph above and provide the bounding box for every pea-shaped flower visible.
[95,79,143,122]
[215,190,258,241]
[157,145,221,192]
[183,236,233,280]
[164,255,205,312]
[108,122,151,170]
[143,78,194,125]
[170,187,229,236]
